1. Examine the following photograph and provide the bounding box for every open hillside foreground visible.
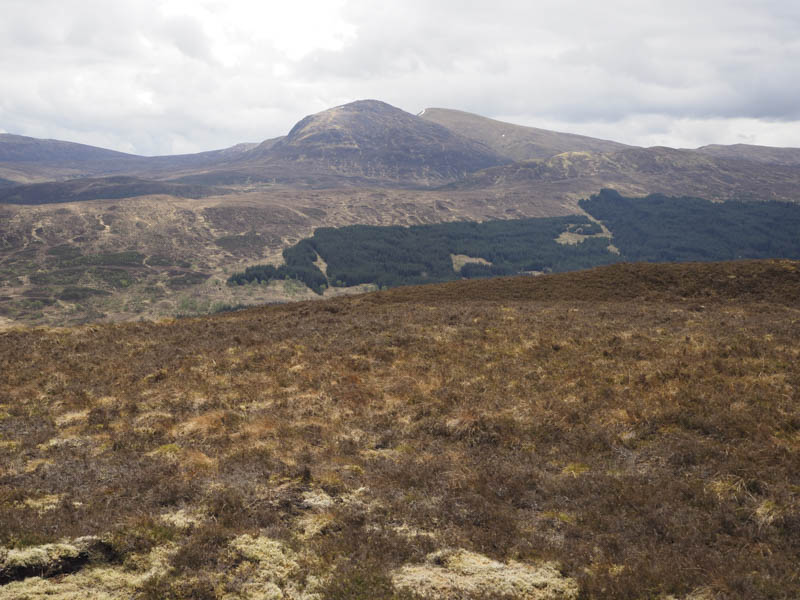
[1,260,799,598]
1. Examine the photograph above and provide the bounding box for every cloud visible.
[0,0,798,154]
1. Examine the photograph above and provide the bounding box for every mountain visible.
[418,107,631,160]
[230,100,511,186]
[0,175,225,205]
[0,133,136,164]
[5,101,800,201]
[696,143,800,165]
[454,146,800,203]
[0,133,259,184]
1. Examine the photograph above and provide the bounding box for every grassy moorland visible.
[1,260,799,599]
[0,186,570,328]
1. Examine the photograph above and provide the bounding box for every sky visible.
[1,0,799,155]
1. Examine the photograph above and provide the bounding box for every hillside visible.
[419,107,630,160]
[8,186,800,328]
[1,260,799,599]
[0,134,259,185]
[0,176,227,205]
[456,146,800,203]
[228,191,800,293]
[230,100,511,186]
[0,134,136,164]
[696,143,800,165]
[0,183,580,329]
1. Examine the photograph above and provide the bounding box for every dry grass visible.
[1,260,799,598]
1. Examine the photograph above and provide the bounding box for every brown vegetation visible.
[0,186,576,327]
[1,260,799,598]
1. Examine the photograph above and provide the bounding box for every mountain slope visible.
[232,100,511,186]
[3,100,800,208]
[0,176,226,205]
[455,146,800,203]
[418,107,631,160]
[696,143,800,165]
[0,134,260,184]
[0,133,137,163]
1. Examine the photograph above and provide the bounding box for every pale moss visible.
[555,231,589,246]
[342,463,363,475]
[159,508,205,530]
[1,576,120,600]
[754,499,781,526]
[0,440,19,451]
[38,436,84,451]
[662,588,716,600]
[95,396,118,408]
[229,535,296,573]
[706,475,747,501]
[301,489,334,510]
[360,447,400,460]
[56,410,89,427]
[22,494,63,512]
[391,523,437,541]
[296,512,334,540]
[147,443,181,458]
[3,543,81,570]
[392,549,578,600]
[133,411,174,432]
[561,463,590,477]
[223,535,321,600]
[339,486,372,511]
[541,511,577,526]
[0,545,173,600]
[24,458,53,473]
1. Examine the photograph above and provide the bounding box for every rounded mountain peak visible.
[267,100,509,185]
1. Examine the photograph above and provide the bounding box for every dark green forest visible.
[580,189,800,262]
[228,216,614,292]
[229,190,800,293]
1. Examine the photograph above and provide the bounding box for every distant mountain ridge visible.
[0,133,136,163]
[451,145,800,204]
[418,107,631,160]
[695,143,800,165]
[0,133,260,185]
[0,175,225,205]
[231,99,511,186]
[1,99,799,204]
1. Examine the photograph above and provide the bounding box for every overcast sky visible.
[1,0,798,155]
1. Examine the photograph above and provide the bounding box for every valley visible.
[2,99,800,328]
[0,184,577,327]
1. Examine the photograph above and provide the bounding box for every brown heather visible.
[0,260,799,599]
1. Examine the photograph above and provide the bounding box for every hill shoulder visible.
[419,107,631,160]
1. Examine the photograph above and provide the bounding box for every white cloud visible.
[0,0,798,154]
